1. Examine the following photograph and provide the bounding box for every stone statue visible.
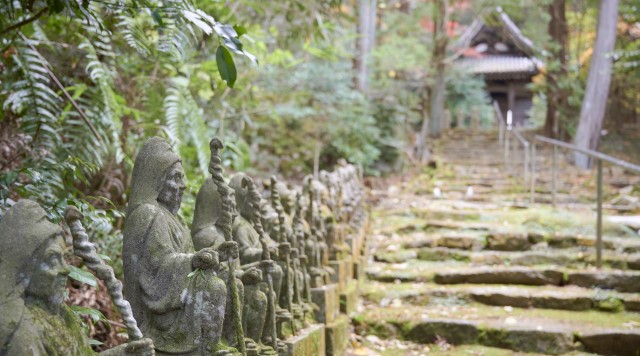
[0,199,155,355]
[227,174,290,328]
[122,137,238,355]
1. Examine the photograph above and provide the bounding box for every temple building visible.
[455,7,543,127]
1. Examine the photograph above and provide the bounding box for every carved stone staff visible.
[242,176,278,350]
[209,138,246,355]
[64,207,143,342]
[270,176,295,335]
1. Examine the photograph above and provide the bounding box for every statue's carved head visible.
[229,172,252,220]
[157,161,186,215]
[128,137,182,215]
[241,266,263,285]
[0,200,70,313]
[275,182,294,214]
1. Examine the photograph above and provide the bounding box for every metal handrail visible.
[493,101,530,188]
[532,135,640,269]
[534,135,640,173]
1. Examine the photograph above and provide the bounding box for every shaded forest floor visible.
[350,129,640,355]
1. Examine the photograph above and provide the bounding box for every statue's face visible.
[26,234,70,312]
[158,162,186,215]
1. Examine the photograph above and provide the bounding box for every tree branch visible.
[0,7,48,37]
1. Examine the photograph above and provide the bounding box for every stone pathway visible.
[351,130,640,355]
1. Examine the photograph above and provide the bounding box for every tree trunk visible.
[573,0,618,169]
[543,0,568,138]
[428,0,448,138]
[354,0,377,93]
[415,91,430,163]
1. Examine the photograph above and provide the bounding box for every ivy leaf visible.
[216,46,237,88]
[69,265,97,287]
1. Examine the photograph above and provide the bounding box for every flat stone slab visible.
[374,249,417,263]
[486,231,530,251]
[434,267,563,286]
[436,234,483,250]
[481,325,574,355]
[285,323,325,356]
[468,286,593,311]
[415,247,640,270]
[405,319,480,345]
[578,330,640,355]
[423,220,494,231]
[567,271,640,293]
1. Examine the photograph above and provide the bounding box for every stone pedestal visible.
[328,256,353,290]
[325,314,349,356]
[285,324,326,356]
[340,280,359,315]
[311,284,339,324]
[352,255,365,281]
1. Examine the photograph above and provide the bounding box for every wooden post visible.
[507,83,515,126]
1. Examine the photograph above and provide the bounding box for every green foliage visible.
[69,265,98,288]
[248,59,381,174]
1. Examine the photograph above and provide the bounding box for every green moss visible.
[596,297,624,312]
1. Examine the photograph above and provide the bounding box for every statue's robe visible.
[1,301,94,356]
[123,137,227,355]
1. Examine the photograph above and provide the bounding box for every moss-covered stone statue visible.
[0,200,155,355]
[122,137,238,355]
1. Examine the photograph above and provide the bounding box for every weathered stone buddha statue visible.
[122,137,237,355]
[0,200,155,355]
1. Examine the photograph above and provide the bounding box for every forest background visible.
[0,0,639,347]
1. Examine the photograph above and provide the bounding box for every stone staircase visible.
[352,129,640,355]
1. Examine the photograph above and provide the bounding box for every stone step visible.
[414,247,640,271]
[367,261,640,291]
[353,304,640,355]
[361,281,640,313]
[434,266,640,292]
[376,232,640,256]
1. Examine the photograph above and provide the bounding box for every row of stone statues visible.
[0,136,366,355]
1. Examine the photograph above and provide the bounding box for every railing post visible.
[524,142,529,188]
[531,143,536,203]
[505,131,510,170]
[596,159,603,269]
[552,145,557,207]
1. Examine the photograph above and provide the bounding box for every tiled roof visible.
[456,55,540,79]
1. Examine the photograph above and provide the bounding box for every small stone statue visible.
[122,137,238,355]
[0,200,155,355]
[229,173,291,320]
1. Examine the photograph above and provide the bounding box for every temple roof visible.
[453,7,542,80]
[457,55,542,80]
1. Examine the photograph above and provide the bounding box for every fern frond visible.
[163,78,209,174]
[69,36,125,164]
[115,12,153,57]
[3,39,62,153]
